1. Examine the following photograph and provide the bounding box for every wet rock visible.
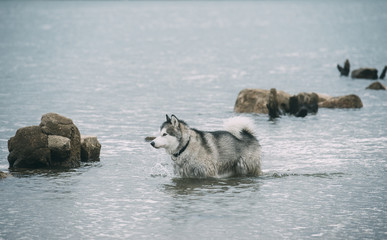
[318,94,363,108]
[234,88,290,114]
[235,88,319,117]
[145,136,156,142]
[48,135,71,162]
[337,59,350,76]
[234,88,363,117]
[81,136,101,162]
[8,126,51,168]
[7,113,100,169]
[40,113,81,168]
[366,81,386,90]
[266,89,318,118]
[379,66,387,80]
[289,92,319,117]
[351,68,378,80]
[0,171,11,179]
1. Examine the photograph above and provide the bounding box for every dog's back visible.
[185,117,261,178]
[213,117,261,177]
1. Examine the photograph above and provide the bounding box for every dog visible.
[150,115,262,178]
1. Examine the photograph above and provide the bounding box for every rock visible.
[48,135,71,162]
[266,89,318,118]
[337,59,350,76]
[235,88,319,117]
[318,94,363,108]
[145,136,156,142]
[7,113,100,169]
[8,126,51,168]
[289,92,319,117]
[40,113,81,167]
[351,68,378,80]
[379,66,387,80]
[234,89,363,116]
[366,81,386,90]
[234,88,290,114]
[81,136,101,162]
[0,171,10,179]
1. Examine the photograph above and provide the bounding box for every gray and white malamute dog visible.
[151,115,262,178]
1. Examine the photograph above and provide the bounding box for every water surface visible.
[0,1,386,239]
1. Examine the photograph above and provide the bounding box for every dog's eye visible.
[162,133,167,137]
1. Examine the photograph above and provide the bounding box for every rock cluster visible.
[8,113,101,169]
[234,88,363,117]
[337,59,386,80]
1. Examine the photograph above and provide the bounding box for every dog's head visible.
[150,115,187,154]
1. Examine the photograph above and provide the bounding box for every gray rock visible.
[8,126,51,168]
[81,136,101,162]
[48,135,71,162]
[6,113,96,169]
[40,113,81,167]
[366,81,386,90]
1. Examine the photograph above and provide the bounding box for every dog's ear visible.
[166,114,171,123]
[171,115,179,127]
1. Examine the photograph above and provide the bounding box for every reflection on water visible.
[164,177,261,196]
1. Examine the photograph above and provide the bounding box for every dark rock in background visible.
[366,81,386,90]
[351,68,378,80]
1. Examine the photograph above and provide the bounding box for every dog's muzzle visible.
[150,141,157,148]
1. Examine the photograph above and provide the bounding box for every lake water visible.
[0,1,386,239]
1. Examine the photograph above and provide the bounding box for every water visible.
[1,1,386,239]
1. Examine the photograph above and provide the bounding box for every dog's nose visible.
[150,141,155,147]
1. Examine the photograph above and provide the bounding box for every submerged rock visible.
[7,113,101,169]
[266,89,318,118]
[318,94,363,108]
[366,81,386,90]
[289,92,319,117]
[234,88,290,114]
[145,136,156,142]
[0,171,11,179]
[351,68,378,80]
[234,88,362,117]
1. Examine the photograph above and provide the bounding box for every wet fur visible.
[151,115,262,178]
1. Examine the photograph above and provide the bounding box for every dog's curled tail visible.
[223,116,257,139]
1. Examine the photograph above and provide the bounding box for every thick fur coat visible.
[151,115,262,178]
